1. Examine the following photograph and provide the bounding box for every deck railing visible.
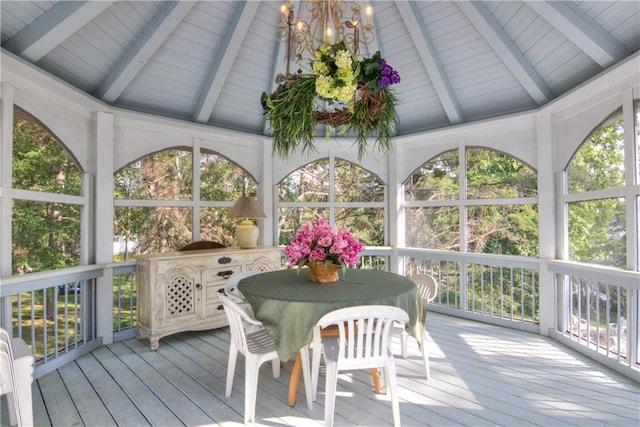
[112,262,137,341]
[399,248,540,332]
[0,265,105,377]
[548,260,639,375]
[2,249,638,381]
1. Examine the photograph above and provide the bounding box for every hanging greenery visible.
[261,42,400,160]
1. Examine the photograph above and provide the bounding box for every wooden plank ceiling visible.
[1,1,638,138]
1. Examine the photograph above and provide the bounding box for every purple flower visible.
[378,76,391,88]
[374,57,400,88]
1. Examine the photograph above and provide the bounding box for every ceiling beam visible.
[3,1,112,62]
[526,1,629,68]
[192,1,260,124]
[396,1,464,125]
[458,1,553,105]
[95,1,195,103]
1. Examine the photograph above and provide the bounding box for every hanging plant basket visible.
[315,108,351,127]
[261,44,401,160]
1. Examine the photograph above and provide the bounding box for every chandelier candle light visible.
[262,0,401,160]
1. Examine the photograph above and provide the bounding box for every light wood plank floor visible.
[15,313,640,426]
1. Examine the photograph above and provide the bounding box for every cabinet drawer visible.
[204,266,240,284]
[207,284,226,301]
[206,301,227,321]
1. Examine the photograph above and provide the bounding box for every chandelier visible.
[277,0,375,73]
[261,1,401,160]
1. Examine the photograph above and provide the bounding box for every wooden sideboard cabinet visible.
[135,246,281,350]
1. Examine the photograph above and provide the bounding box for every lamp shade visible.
[228,196,266,219]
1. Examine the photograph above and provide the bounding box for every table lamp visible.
[228,196,267,248]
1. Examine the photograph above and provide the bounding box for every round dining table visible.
[238,267,424,406]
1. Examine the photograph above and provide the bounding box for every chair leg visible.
[422,345,430,379]
[311,343,322,401]
[300,345,313,409]
[271,358,281,378]
[244,356,260,424]
[323,360,338,427]
[385,358,401,427]
[400,330,408,358]
[225,342,238,397]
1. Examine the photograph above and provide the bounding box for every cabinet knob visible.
[218,256,232,264]
[217,304,224,311]
[217,288,225,293]
[196,283,202,290]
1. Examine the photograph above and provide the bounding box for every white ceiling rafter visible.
[396,1,464,125]
[458,1,553,105]
[94,1,195,103]
[3,1,113,62]
[526,1,629,69]
[192,1,260,123]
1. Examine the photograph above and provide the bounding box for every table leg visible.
[370,368,383,393]
[287,353,382,407]
[288,353,302,406]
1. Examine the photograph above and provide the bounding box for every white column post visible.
[389,145,403,274]
[536,110,556,335]
[0,83,15,326]
[261,138,274,246]
[94,111,115,344]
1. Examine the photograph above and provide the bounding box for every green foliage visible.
[568,199,625,267]
[277,159,385,246]
[262,76,318,158]
[262,47,400,160]
[567,119,625,193]
[567,118,626,267]
[404,148,538,255]
[359,51,383,91]
[113,149,253,258]
[348,87,398,159]
[12,111,82,274]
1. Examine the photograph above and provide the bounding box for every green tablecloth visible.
[238,268,424,361]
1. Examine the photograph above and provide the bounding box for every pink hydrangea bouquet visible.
[284,219,364,272]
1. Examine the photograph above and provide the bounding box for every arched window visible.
[404,148,538,255]
[113,148,256,259]
[565,109,627,268]
[277,158,386,246]
[12,107,83,274]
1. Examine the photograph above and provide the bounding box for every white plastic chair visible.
[218,292,280,424]
[395,274,438,379]
[0,328,34,427]
[224,270,265,304]
[312,305,409,427]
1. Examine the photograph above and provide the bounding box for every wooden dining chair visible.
[394,274,438,379]
[311,305,409,427]
[218,293,280,424]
